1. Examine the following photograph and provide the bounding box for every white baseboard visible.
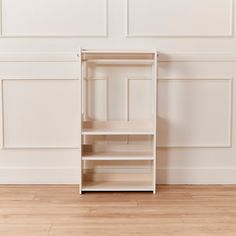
[157,168,236,184]
[0,167,236,184]
[0,167,80,184]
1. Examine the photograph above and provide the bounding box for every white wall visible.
[0,0,236,184]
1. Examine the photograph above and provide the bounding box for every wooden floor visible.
[0,185,236,236]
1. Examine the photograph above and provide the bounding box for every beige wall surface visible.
[0,0,235,184]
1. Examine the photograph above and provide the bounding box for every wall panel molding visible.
[159,53,236,62]
[157,77,233,148]
[1,0,108,37]
[1,77,81,149]
[0,53,80,62]
[157,167,236,184]
[1,53,236,62]
[126,0,234,37]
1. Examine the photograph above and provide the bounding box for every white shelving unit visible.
[79,50,158,194]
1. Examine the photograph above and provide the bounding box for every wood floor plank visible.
[0,185,235,235]
[0,224,51,236]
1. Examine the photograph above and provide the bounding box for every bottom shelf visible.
[82,181,153,192]
[81,160,154,193]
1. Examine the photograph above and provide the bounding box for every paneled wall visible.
[0,0,235,184]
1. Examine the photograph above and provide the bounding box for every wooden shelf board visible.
[82,144,154,160]
[82,157,154,161]
[82,181,153,192]
[82,129,154,135]
[82,150,153,160]
[82,121,154,135]
[82,50,156,54]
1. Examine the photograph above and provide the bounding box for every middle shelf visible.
[82,144,154,161]
[82,120,155,135]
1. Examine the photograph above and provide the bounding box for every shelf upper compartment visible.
[82,121,155,135]
[82,144,154,161]
[82,158,154,192]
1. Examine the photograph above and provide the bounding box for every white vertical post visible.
[1,79,4,149]
[79,49,83,194]
[153,51,158,194]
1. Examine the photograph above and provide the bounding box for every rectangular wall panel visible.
[1,0,107,36]
[158,78,232,147]
[2,79,81,148]
[126,0,233,37]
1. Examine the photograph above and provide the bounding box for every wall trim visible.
[0,0,108,38]
[0,167,80,184]
[1,53,236,62]
[0,54,234,149]
[1,167,236,184]
[124,77,233,148]
[157,167,236,184]
[159,77,233,148]
[158,77,233,148]
[1,77,233,149]
[125,0,234,38]
[0,53,80,62]
[0,77,81,149]
[159,53,236,62]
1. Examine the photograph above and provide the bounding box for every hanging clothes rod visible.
[81,50,157,54]
[82,59,154,65]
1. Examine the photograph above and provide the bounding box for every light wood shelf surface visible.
[82,128,154,135]
[82,181,153,192]
[82,121,155,136]
[82,144,154,160]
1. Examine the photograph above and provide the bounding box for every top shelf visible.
[81,50,158,54]
[81,50,158,62]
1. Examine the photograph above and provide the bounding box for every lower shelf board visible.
[82,152,154,161]
[82,144,154,161]
[82,181,153,192]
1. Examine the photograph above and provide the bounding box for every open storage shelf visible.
[79,50,158,194]
[82,181,153,192]
[82,160,153,192]
[82,144,154,161]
